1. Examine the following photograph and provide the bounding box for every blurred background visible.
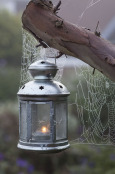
[0,0,115,174]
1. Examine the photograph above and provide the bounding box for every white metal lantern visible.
[17,60,70,153]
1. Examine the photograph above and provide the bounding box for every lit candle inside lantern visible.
[33,126,49,137]
[41,126,47,133]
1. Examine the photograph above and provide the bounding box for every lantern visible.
[17,60,70,153]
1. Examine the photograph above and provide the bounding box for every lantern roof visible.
[18,60,70,96]
[29,60,58,80]
[18,80,70,96]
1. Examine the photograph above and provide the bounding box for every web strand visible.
[78,0,102,23]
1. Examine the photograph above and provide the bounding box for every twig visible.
[92,68,96,75]
[95,21,101,37]
[36,38,48,48]
[53,0,61,14]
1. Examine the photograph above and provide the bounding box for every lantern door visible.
[30,102,53,142]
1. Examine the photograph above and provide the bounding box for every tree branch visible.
[22,0,115,82]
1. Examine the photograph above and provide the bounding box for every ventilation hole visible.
[59,85,63,89]
[47,73,52,77]
[41,61,45,64]
[22,85,25,89]
[39,86,44,90]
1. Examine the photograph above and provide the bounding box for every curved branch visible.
[22,1,115,82]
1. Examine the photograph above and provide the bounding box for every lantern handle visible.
[43,44,57,65]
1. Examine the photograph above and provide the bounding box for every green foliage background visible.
[0,11,21,101]
[0,11,22,66]
[0,10,115,174]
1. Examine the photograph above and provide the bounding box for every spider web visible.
[20,29,67,87]
[20,0,115,146]
[69,65,115,146]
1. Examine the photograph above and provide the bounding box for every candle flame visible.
[41,126,47,133]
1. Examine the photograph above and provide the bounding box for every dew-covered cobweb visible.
[20,0,115,146]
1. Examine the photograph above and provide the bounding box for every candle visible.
[41,126,47,133]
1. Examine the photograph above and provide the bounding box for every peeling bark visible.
[22,0,115,82]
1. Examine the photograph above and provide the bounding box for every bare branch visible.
[22,1,115,82]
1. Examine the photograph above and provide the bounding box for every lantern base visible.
[17,140,70,153]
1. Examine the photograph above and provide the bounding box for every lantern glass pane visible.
[55,103,67,140]
[31,103,51,141]
[20,102,27,140]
